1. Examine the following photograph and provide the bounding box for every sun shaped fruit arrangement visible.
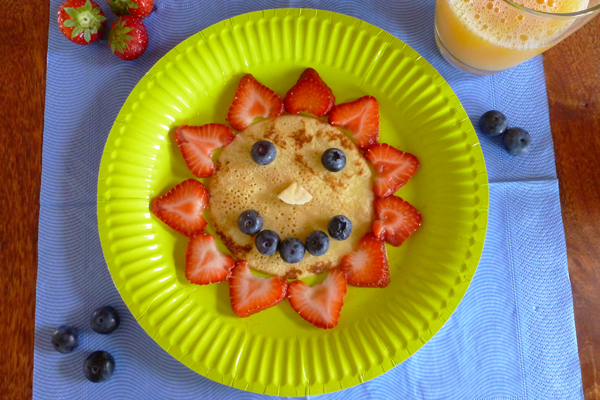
[151,69,422,329]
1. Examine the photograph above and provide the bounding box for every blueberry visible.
[279,238,305,264]
[479,110,508,137]
[255,230,280,255]
[90,306,120,335]
[83,351,115,383]
[304,231,330,256]
[503,127,531,156]
[251,140,276,165]
[328,215,352,241]
[321,148,346,172]
[51,325,79,354]
[237,210,263,235]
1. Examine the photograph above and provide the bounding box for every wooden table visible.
[0,3,598,398]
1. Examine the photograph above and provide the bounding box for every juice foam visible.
[447,0,590,50]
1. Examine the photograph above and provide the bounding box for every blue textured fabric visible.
[34,0,582,398]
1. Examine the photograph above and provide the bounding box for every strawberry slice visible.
[284,68,335,117]
[288,269,347,329]
[174,124,235,178]
[152,179,208,236]
[229,261,288,317]
[365,143,419,198]
[328,96,379,150]
[227,74,284,131]
[373,196,422,247]
[185,233,235,285]
[340,233,390,288]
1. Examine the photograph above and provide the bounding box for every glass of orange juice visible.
[435,0,600,74]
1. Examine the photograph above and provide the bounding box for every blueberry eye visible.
[251,140,276,165]
[321,148,346,172]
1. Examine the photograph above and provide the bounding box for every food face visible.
[208,115,375,279]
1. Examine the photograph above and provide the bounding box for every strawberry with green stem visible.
[108,15,148,60]
[107,0,153,19]
[57,0,106,45]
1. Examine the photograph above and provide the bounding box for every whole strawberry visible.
[108,15,148,60]
[107,0,153,19]
[57,0,106,45]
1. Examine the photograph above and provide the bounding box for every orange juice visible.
[435,0,589,72]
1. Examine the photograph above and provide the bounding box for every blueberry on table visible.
[51,325,79,354]
[503,127,531,156]
[238,210,264,235]
[279,238,305,264]
[83,351,115,383]
[328,215,353,241]
[305,230,330,256]
[90,306,120,334]
[479,110,508,137]
[255,230,280,255]
[321,148,346,172]
[251,140,277,165]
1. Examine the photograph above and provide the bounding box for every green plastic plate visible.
[97,8,488,396]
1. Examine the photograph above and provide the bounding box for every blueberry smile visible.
[239,210,351,264]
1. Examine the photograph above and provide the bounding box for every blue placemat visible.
[34,0,583,398]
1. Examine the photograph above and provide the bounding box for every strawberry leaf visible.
[83,29,91,43]
[63,19,76,28]
[64,7,78,17]
[82,0,93,12]
[125,0,139,9]
[71,26,83,38]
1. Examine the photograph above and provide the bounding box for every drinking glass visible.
[435,0,600,74]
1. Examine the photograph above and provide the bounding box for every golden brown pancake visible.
[208,115,374,279]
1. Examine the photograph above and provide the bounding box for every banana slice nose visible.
[278,181,312,205]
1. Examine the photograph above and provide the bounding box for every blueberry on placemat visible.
[51,325,79,354]
[255,230,280,255]
[279,238,305,264]
[479,110,508,137]
[328,215,352,241]
[503,127,532,156]
[305,230,330,256]
[251,140,277,165]
[83,351,115,383]
[90,306,120,334]
[238,210,264,235]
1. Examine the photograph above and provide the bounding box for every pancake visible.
[208,115,375,279]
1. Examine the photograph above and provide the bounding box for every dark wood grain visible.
[0,0,49,398]
[543,16,600,400]
[0,1,598,398]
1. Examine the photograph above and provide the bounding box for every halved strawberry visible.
[152,179,208,237]
[229,261,288,317]
[186,233,234,285]
[328,96,379,150]
[373,196,422,247]
[340,233,390,288]
[284,68,335,117]
[365,143,419,198]
[288,269,347,329]
[227,75,284,131]
[174,124,235,178]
